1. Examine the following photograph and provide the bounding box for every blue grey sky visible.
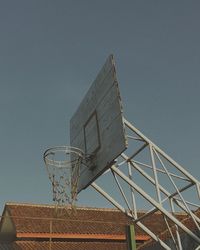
[0,1,200,212]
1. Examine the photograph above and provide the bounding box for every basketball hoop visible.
[43,146,84,216]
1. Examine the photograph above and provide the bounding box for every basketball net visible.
[43,146,83,217]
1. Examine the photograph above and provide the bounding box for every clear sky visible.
[0,1,200,213]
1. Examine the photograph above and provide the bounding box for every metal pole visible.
[124,119,200,184]
[91,182,171,250]
[111,165,200,244]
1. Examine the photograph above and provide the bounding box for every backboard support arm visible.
[90,118,200,249]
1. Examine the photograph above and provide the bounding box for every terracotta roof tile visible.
[5,203,130,235]
[138,208,200,249]
[1,201,193,250]
[0,241,127,250]
[3,202,188,237]
[136,211,186,235]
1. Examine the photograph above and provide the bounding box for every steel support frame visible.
[91,118,200,249]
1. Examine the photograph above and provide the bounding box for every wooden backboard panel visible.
[70,55,127,192]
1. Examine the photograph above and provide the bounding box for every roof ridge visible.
[5,202,123,212]
[5,202,189,214]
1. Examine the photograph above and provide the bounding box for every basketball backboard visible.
[70,55,127,193]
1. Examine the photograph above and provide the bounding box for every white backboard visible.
[70,55,127,193]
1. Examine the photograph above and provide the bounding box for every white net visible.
[43,146,83,215]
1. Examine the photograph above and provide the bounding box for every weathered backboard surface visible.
[70,55,127,193]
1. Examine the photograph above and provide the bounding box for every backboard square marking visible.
[84,111,101,157]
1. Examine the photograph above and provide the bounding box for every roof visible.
[138,208,200,249]
[0,241,127,250]
[1,202,187,236]
[1,203,131,235]
[0,202,192,250]
[0,203,130,250]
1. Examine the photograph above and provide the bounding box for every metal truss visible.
[91,118,200,249]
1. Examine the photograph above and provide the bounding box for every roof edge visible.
[4,202,122,212]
